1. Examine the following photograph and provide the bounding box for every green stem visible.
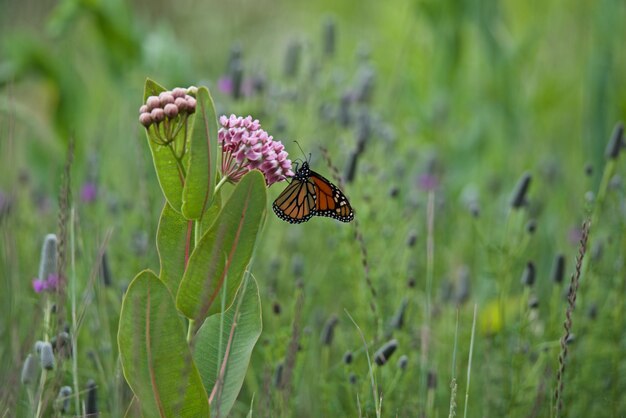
[214,175,230,195]
[187,319,195,343]
[166,144,187,179]
[70,207,80,415]
[34,297,53,418]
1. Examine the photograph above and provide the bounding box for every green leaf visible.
[176,171,266,322]
[118,271,209,418]
[182,86,218,220]
[157,202,194,295]
[199,187,222,237]
[194,276,262,418]
[143,78,167,101]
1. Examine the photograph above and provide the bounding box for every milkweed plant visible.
[118,79,293,417]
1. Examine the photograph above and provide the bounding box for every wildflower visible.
[32,273,59,293]
[138,88,197,140]
[40,341,55,370]
[374,339,398,366]
[322,17,336,57]
[86,379,98,415]
[57,386,72,413]
[320,314,339,346]
[510,172,532,209]
[397,355,408,371]
[418,173,439,191]
[521,262,536,287]
[218,115,293,186]
[21,354,39,385]
[605,121,623,160]
[80,182,97,203]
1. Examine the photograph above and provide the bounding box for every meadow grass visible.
[1,0,625,416]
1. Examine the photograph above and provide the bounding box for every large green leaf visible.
[118,271,209,418]
[176,171,266,322]
[182,86,218,220]
[143,78,192,212]
[194,276,262,418]
[157,202,194,294]
[199,187,222,237]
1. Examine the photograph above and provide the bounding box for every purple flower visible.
[217,76,255,97]
[32,274,59,293]
[80,182,97,203]
[417,174,439,191]
[218,115,294,186]
[217,77,233,95]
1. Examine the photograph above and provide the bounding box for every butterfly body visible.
[273,162,354,224]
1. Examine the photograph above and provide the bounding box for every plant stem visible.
[187,319,195,343]
[463,304,478,418]
[214,175,230,195]
[70,207,80,415]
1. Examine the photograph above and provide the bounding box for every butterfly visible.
[273,161,354,224]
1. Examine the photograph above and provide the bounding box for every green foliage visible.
[182,86,219,220]
[194,276,262,418]
[119,81,265,418]
[118,270,210,418]
[177,171,266,322]
[156,202,191,295]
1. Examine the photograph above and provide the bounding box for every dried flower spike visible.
[521,262,536,287]
[86,379,98,415]
[21,354,39,385]
[57,386,72,413]
[605,121,624,160]
[320,315,339,346]
[551,254,566,284]
[374,339,398,366]
[510,172,532,209]
[40,341,55,370]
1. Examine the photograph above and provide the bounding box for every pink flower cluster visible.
[219,115,294,186]
[32,274,59,293]
[139,87,197,128]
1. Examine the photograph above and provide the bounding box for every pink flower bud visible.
[186,96,197,113]
[139,105,148,114]
[151,108,165,123]
[164,103,179,118]
[139,112,153,127]
[171,87,187,98]
[159,92,175,106]
[175,97,188,112]
[146,96,160,111]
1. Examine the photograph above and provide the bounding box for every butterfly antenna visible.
[293,140,308,161]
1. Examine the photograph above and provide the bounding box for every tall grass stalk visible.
[463,304,478,418]
[70,207,80,414]
[448,308,460,418]
[554,219,590,417]
[345,310,381,418]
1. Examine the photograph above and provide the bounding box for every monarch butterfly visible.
[273,161,354,223]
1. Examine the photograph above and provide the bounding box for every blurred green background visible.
[1,0,625,416]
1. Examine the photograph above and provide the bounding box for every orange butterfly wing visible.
[310,171,354,222]
[272,177,316,223]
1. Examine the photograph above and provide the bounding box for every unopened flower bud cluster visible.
[139,87,197,128]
